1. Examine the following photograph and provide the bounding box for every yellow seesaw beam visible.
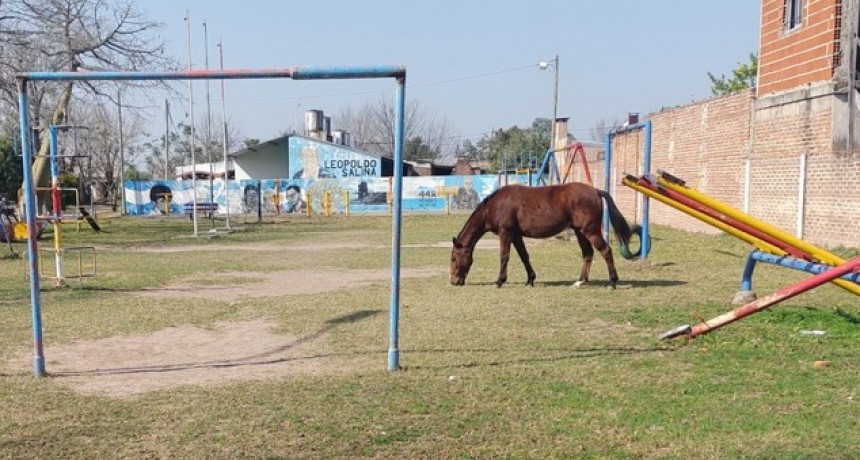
[621,176,786,255]
[655,172,860,297]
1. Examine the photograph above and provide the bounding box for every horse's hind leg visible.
[573,228,594,288]
[496,233,512,287]
[511,234,536,286]
[585,231,619,289]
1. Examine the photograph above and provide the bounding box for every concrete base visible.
[732,290,757,305]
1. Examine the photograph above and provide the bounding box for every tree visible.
[589,117,624,142]
[403,136,437,162]
[81,101,146,210]
[453,139,480,162]
[336,97,457,163]
[0,136,22,201]
[141,116,244,179]
[473,118,551,172]
[0,0,173,203]
[708,53,758,96]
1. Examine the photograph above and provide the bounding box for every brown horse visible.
[450,183,639,288]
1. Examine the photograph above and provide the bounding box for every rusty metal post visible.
[661,255,860,340]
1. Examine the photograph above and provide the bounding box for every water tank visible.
[304,110,324,133]
[332,130,349,146]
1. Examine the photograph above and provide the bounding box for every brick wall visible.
[452,158,474,175]
[759,0,839,95]
[595,91,753,235]
[803,153,860,244]
[586,88,859,248]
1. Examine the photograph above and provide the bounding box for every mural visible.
[288,137,382,180]
[283,184,307,214]
[124,175,529,216]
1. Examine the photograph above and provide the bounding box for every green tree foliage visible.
[708,53,758,96]
[474,118,551,172]
[403,136,438,162]
[0,136,23,201]
[453,139,479,162]
[124,165,149,181]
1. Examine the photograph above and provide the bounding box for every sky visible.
[136,1,761,152]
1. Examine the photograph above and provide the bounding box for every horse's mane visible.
[455,189,498,243]
[479,189,499,206]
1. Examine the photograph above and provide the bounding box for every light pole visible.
[203,19,214,229]
[539,54,559,153]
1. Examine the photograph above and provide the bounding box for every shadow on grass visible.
[405,345,675,370]
[713,249,743,259]
[48,309,384,378]
[836,307,860,325]
[465,279,687,288]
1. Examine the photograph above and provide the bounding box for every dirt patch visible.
[123,240,372,253]
[16,319,348,398]
[136,267,441,302]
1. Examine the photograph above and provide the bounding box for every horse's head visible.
[450,237,473,286]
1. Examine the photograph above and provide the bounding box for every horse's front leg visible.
[573,228,594,288]
[496,233,511,287]
[511,234,536,286]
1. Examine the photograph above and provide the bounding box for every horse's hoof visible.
[606,284,617,290]
[573,280,585,288]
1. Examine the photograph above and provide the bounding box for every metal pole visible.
[388,76,406,372]
[48,126,64,285]
[603,131,613,242]
[164,99,170,179]
[118,91,125,215]
[743,250,860,292]
[666,256,860,339]
[16,64,407,374]
[218,38,231,230]
[185,11,198,236]
[641,120,652,259]
[17,78,46,377]
[20,66,406,82]
[204,20,214,229]
[551,54,559,153]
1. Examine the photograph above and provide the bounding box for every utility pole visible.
[551,54,559,153]
[164,99,170,178]
[185,10,198,236]
[217,38,231,230]
[117,90,125,215]
[204,19,214,228]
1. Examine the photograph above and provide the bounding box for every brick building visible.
[598,0,860,248]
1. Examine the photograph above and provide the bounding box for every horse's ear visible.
[452,237,461,248]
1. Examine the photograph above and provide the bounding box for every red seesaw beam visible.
[662,255,860,339]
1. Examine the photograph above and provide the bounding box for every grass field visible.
[1,213,858,459]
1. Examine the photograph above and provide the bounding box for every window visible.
[785,0,804,30]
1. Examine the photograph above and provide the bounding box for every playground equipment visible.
[605,121,653,259]
[622,170,860,339]
[39,125,97,286]
[534,142,593,187]
[1,203,15,254]
[17,64,408,377]
[660,256,860,340]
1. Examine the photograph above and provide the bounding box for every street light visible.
[539,54,559,153]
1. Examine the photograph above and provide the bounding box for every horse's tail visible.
[597,190,640,260]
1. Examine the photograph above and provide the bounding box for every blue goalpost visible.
[16,65,408,376]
